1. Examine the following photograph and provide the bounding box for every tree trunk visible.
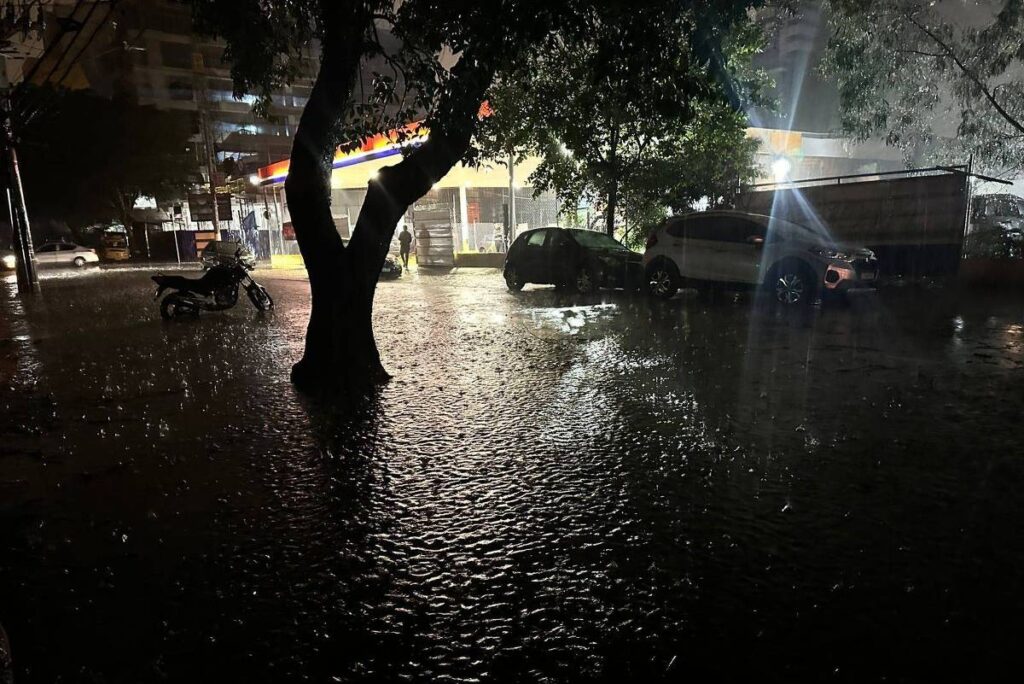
[605,177,618,237]
[605,127,619,237]
[286,32,491,397]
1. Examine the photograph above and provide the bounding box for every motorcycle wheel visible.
[247,285,274,312]
[160,294,199,320]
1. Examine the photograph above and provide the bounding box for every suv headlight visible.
[811,247,853,261]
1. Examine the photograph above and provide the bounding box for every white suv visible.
[643,210,878,305]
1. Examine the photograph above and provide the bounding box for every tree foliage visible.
[476,5,768,236]
[18,88,196,230]
[822,0,1024,175]
[191,0,583,158]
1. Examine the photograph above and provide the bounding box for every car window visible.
[570,230,626,249]
[526,230,548,247]
[971,198,986,219]
[550,230,571,248]
[59,244,76,251]
[37,244,57,253]
[685,216,724,241]
[985,198,1021,218]
[716,219,765,243]
[737,219,766,243]
[685,215,796,243]
[666,219,685,238]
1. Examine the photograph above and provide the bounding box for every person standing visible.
[398,226,413,269]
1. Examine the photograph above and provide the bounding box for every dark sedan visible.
[503,227,642,293]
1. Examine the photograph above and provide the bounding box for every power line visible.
[52,0,116,87]
[17,0,119,126]
[10,0,88,100]
[36,0,101,89]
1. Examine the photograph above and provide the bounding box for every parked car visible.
[201,239,256,269]
[338,238,403,279]
[34,241,99,267]
[380,254,403,279]
[643,210,878,305]
[503,227,642,293]
[965,193,1024,259]
[1,248,15,271]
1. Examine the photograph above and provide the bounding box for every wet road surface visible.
[1,267,1023,682]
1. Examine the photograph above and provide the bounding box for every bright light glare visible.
[249,174,261,185]
[772,157,792,183]
[2,254,16,269]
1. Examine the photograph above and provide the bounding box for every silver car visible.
[34,241,99,267]
[643,210,878,305]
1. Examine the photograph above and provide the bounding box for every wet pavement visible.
[1,266,1023,682]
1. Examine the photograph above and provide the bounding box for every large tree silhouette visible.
[191,0,761,396]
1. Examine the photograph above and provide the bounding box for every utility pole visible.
[2,99,38,293]
[193,52,220,237]
[507,152,516,248]
[199,107,221,236]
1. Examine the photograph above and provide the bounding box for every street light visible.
[772,156,792,183]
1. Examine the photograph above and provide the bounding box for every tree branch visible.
[347,52,497,285]
[895,48,946,59]
[905,12,1024,137]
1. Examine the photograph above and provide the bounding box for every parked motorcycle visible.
[152,243,273,319]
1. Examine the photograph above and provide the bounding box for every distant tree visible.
[190,0,765,396]
[822,0,1024,174]
[477,13,767,237]
[18,88,196,237]
[613,101,763,248]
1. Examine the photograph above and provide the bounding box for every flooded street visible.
[1,267,1023,682]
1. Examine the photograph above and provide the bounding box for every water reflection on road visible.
[1,269,1023,682]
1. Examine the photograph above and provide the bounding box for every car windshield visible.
[570,230,626,250]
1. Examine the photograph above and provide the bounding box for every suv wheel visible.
[504,265,524,291]
[646,262,678,299]
[769,261,815,306]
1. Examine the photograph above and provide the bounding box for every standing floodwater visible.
[1,269,1023,682]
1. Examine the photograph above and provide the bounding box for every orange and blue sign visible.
[256,102,493,186]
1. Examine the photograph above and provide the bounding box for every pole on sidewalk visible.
[194,50,220,241]
[199,108,221,238]
[2,102,38,294]
[507,152,516,247]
